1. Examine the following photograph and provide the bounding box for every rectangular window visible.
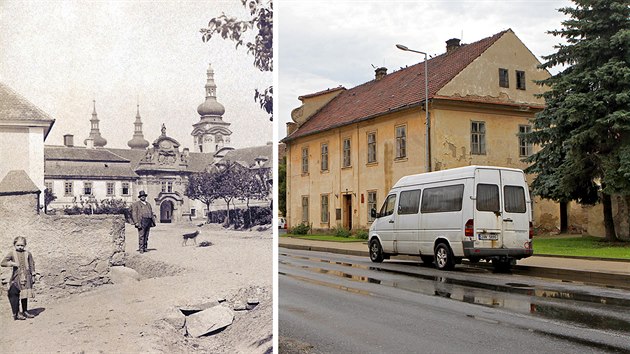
[190,208,197,217]
[83,182,93,196]
[161,181,174,193]
[367,191,377,222]
[516,70,526,90]
[471,121,486,155]
[321,144,328,171]
[321,194,329,223]
[301,196,309,223]
[121,182,130,196]
[476,184,500,212]
[396,125,407,158]
[421,185,464,213]
[367,132,377,163]
[44,181,53,193]
[499,68,509,88]
[106,182,115,196]
[342,138,351,167]
[519,125,533,157]
[504,186,527,213]
[302,147,309,174]
[64,182,73,196]
[398,189,421,215]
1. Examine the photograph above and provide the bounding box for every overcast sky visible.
[277,0,573,138]
[0,0,272,150]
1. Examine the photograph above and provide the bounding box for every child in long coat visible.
[1,236,36,320]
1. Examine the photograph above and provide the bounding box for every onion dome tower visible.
[127,103,150,149]
[84,100,107,148]
[191,63,232,153]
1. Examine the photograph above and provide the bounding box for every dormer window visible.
[499,68,509,88]
[516,70,526,90]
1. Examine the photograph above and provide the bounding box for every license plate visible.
[478,233,499,241]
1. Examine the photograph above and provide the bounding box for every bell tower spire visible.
[84,99,107,148]
[191,63,233,153]
[127,102,150,149]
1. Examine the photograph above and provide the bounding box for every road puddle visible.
[280,253,630,334]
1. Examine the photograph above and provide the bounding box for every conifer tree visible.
[526,0,630,241]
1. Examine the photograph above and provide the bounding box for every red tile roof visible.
[283,30,509,142]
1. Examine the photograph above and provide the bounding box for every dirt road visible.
[0,222,273,353]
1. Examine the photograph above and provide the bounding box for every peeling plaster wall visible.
[0,193,126,292]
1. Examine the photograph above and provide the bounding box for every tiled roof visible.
[187,153,215,172]
[221,144,273,169]
[0,83,55,124]
[0,170,40,194]
[283,30,508,142]
[45,146,129,163]
[45,162,138,179]
[106,148,148,169]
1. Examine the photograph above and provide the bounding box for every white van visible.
[368,166,533,271]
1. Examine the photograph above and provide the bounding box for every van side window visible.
[476,184,500,212]
[504,185,526,213]
[380,194,397,217]
[398,189,421,214]
[421,185,464,213]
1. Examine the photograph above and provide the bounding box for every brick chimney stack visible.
[446,38,461,53]
[375,67,387,81]
[63,134,74,147]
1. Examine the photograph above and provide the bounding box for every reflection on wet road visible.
[280,248,630,353]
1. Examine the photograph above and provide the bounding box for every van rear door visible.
[473,168,503,248]
[500,170,531,250]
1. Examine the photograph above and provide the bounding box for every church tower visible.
[127,103,150,149]
[191,63,232,153]
[84,100,107,148]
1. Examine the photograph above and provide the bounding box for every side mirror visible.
[371,209,377,219]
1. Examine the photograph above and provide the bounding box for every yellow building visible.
[282,29,564,231]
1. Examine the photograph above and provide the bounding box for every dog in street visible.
[182,230,200,246]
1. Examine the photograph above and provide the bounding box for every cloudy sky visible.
[0,1,272,150]
[277,0,573,138]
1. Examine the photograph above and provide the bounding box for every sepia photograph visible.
[0,0,273,353]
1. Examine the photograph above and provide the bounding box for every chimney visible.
[63,134,74,147]
[375,67,387,81]
[446,38,461,53]
[85,137,94,149]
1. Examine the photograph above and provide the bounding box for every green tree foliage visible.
[526,0,630,241]
[201,0,273,121]
[278,156,286,217]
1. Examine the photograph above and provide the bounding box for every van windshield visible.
[380,194,396,217]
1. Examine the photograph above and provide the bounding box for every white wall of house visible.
[0,126,46,201]
[46,179,134,209]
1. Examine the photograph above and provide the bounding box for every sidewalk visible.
[279,237,630,290]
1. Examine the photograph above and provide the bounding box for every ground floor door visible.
[343,194,352,230]
[160,200,173,223]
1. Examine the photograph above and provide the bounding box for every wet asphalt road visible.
[279,248,630,354]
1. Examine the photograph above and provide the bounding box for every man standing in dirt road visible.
[131,190,155,253]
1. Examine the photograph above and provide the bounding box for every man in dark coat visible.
[131,190,155,253]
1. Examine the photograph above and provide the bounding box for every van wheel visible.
[369,239,384,263]
[420,255,433,265]
[434,243,454,270]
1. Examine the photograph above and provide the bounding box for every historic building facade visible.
[282,30,569,232]
[43,63,271,223]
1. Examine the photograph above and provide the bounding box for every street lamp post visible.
[396,44,431,172]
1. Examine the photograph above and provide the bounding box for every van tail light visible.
[529,222,534,239]
[465,219,474,237]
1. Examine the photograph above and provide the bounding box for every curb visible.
[279,243,630,290]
